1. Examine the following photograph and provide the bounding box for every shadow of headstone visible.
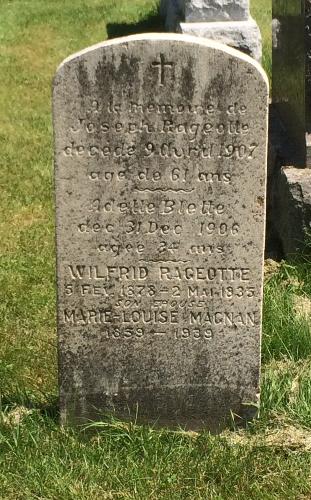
[107,13,165,39]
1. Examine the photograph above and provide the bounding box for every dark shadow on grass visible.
[107,13,165,39]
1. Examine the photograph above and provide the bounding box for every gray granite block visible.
[185,0,250,22]
[179,19,262,61]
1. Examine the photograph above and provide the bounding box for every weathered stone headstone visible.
[160,0,184,31]
[273,0,311,167]
[273,168,311,255]
[53,34,268,430]
[185,0,250,22]
[161,0,262,61]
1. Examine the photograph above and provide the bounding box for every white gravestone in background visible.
[161,0,262,61]
[53,34,268,430]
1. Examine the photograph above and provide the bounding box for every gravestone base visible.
[60,385,258,431]
[271,168,311,257]
[178,19,262,61]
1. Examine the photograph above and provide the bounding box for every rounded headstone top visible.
[54,33,268,89]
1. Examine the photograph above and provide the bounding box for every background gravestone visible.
[53,34,268,430]
[273,0,311,167]
[184,0,250,22]
[270,1,311,257]
[161,0,262,61]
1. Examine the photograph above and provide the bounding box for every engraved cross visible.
[152,53,173,86]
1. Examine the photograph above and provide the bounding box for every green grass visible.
[263,260,311,361]
[1,0,311,498]
[251,0,272,81]
[1,413,311,499]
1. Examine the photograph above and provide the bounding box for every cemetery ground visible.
[0,0,311,498]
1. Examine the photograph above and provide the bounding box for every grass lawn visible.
[1,0,311,498]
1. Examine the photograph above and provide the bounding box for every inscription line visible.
[134,188,194,193]
[139,259,191,263]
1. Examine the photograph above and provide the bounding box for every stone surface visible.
[179,19,262,61]
[160,0,184,30]
[273,168,311,256]
[162,0,262,61]
[185,0,250,22]
[272,0,311,167]
[53,34,268,430]
[160,0,168,16]
[266,107,311,259]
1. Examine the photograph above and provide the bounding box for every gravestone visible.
[160,0,184,31]
[161,0,262,61]
[273,0,311,167]
[184,0,250,22]
[53,34,268,430]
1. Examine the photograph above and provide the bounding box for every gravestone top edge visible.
[53,33,269,88]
